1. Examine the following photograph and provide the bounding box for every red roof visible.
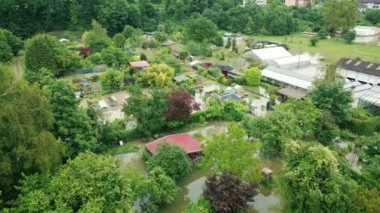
[145,133,202,155]
[129,60,149,69]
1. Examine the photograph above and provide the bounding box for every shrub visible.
[344,30,356,44]
[310,36,319,46]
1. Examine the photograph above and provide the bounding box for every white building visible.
[243,46,292,66]
[359,0,380,10]
[354,26,380,44]
[267,55,311,69]
[358,86,380,114]
[337,58,380,85]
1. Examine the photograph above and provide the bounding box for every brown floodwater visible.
[115,122,283,213]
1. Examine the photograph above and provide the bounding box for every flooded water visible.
[116,123,284,213]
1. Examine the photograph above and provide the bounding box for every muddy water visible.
[116,122,283,213]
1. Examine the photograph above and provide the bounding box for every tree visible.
[310,36,319,46]
[225,37,231,48]
[124,87,167,136]
[147,143,191,181]
[113,33,126,48]
[131,166,178,212]
[101,46,127,67]
[0,28,22,62]
[184,17,218,43]
[0,64,62,201]
[165,88,199,123]
[203,173,258,213]
[263,6,294,35]
[13,152,134,212]
[365,9,380,25]
[344,29,356,44]
[82,20,111,52]
[47,80,98,157]
[243,110,303,156]
[98,0,129,35]
[202,123,259,181]
[24,34,79,80]
[281,141,348,212]
[244,67,261,86]
[311,80,353,123]
[185,196,212,213]
[323,0,358,33]
[100,68,123,93]
[314,112,340,145]
[136,63,175,87]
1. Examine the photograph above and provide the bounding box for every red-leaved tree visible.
[203,173,258,213]
[165,88,199,121]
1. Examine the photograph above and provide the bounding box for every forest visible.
[1,0,380,212]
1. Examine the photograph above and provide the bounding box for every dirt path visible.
[11,56,24,79]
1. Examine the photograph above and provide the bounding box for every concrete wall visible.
[338,68,380,85]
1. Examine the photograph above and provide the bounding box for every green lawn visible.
[106,144,140,155]
[255,34,380,64]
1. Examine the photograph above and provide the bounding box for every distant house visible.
[337,58,380,85]
[219,93,241,101]
[145,133,202,161]
[243,47,292,66]
[285,0,315,7]
[129,60,150,70]
[358,0,380,10]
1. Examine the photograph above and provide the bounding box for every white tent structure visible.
[244,47,292,66]
[262,66,314,91]
[267,55,311,69]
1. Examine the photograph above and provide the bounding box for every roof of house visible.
[219,93,241,101]
[145,133,202,155]
[248,47,292,61]
[129,60,150,69]
[215,65,234,72]
[262,66,314,90]
[338,58,380,77]
[277,87,307,99]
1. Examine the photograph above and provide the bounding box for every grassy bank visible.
[255,34,380,64]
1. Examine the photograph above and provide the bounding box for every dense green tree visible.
[100,68,124,92]
[24,34,79,79]
[314,112,340,145]
[243,110,302,156]
[365,9,380,24]
[311,80,353,123]
[184,17,218,43]
[124,87,167,136]
[323,0,358,33]
[147,143,191,181]
[47,80,98,157]
[131,166,178,212]
[0,65,62,200]
[203,173,258,213]
[185,196,212,213]
[263,6,294,35]
[0,28,23,62]
[98,0,129,35]
[136,63,175,87]
[202,123,259,181]
[244,67,261,86]
[101,46,128,67]
[82,20,111,52]
[113,33,126,48]
[151,50,182,73]
[12,152,134,212]
[281,141,349,212]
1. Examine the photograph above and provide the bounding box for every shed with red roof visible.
[129,60,150,70]
[145,133,202,160]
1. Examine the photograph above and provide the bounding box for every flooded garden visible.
[115,122,284,213]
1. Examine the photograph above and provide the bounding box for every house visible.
[277,87,307,101]
[243,47,292,66]
[267,55,311,69]
[219,93,241,101]
[129,60,150,70]
[358,0,380,10]
[285,0,315,7]
[145,133,202,161]
[337,58,380,85]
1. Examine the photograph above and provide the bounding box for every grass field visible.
[106,144,140,155]
[255,34,380,64]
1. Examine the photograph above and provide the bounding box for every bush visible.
[87,52,103,64]
[318,29,328,39]
[344,30,356,44]
[186,41,212,57]
[141,39,160,49]
[310,36,319,46]
[214,51,225,61]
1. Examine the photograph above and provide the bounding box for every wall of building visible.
[338,68,380,85]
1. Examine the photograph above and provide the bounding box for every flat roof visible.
[145,133,202,155]
[262,66,314,90]
[277,87,307,99]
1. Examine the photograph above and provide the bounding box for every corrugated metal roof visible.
[262,66,314,90]
[359,86,380,106]
[339,58,380,77]
[145,133,201,155]
[251,47,292,61]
